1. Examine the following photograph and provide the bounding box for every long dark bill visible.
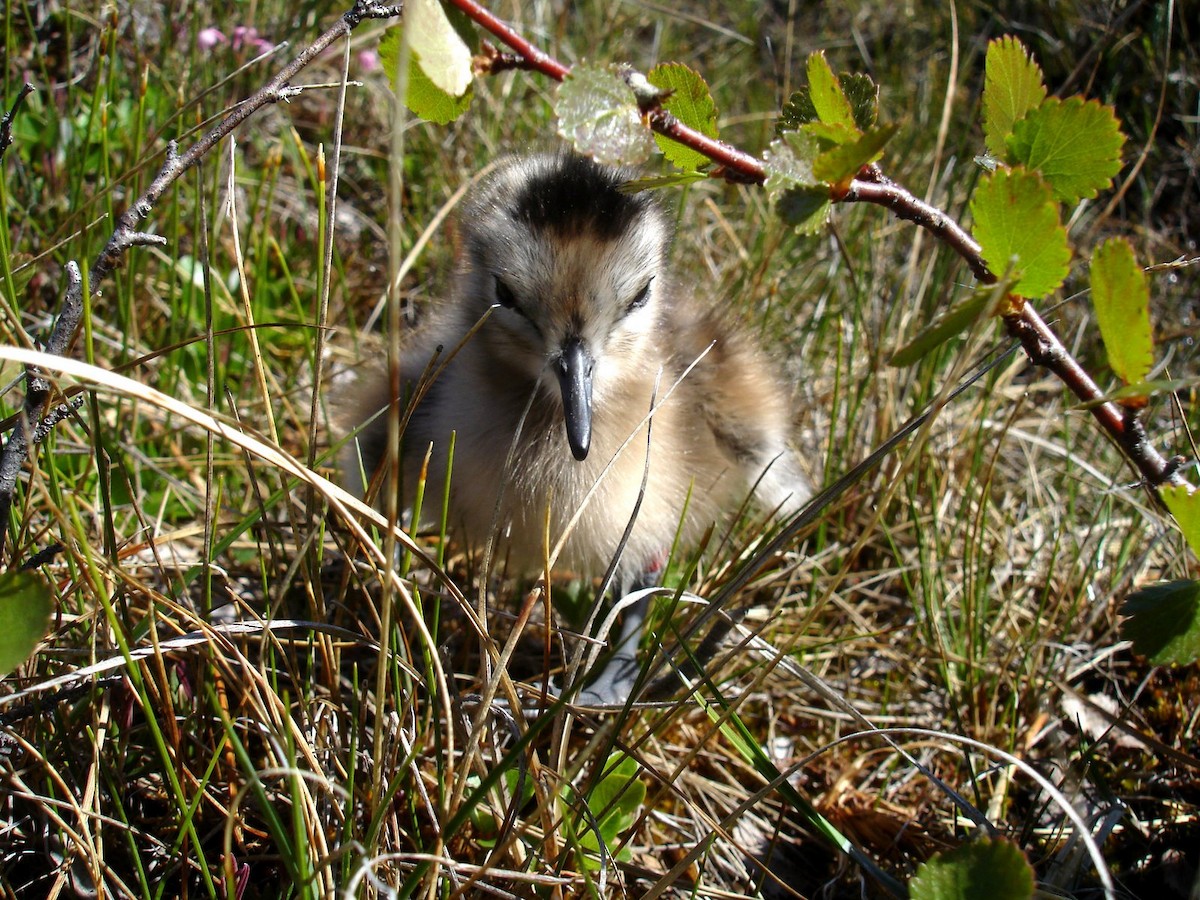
[556,337,594,461]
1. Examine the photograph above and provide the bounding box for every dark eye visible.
[626,278,653,314]
[493,276,543,336]
[494,277,519,310]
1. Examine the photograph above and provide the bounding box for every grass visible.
[2,0,1198,897]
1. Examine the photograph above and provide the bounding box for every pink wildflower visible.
[197,27,227,50]
[357,49,380,74]
[231,26,274,55]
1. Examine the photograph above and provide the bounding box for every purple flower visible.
[231,25,274,55]
[197,27,227,50]
[358,49,380,74]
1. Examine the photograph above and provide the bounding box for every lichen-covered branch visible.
[0,262,85,559]
[0,83,35,162]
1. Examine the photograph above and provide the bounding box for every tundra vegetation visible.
[0,1,1197,897]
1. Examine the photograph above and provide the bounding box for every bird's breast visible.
[412,369,735,579]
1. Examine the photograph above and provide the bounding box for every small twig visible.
[840,177,991,282]
[31,398,85,443]
[0,83,35,162]
[1004,297,1184,488]
[476,42,544,77]
[446,0,569,80]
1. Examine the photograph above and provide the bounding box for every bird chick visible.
[346,154,809,704]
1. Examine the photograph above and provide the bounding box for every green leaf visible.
[778,185,832,234]
[589,754,644,837]
[970,168,1070,298]
[889,288,994,367]
[812,123,898,185]
[1090,237,1152,389]
[764,131,831,233]
[1121,579,1200,666]
[1079,377,1200,407]
[841,72,879,131]
[910,837,1035,900]
[379,26,473,125]
[983,37,1046,157]
[407,56,474,124]
[777,88,817,134]
[801,120,862,147]
[404,0,474,96]
[647,63,718,171]
[618,172,708,192]
[806,51,857,131]
[1161,484,1200,560]
[1006,97,1124,203]
[778,69,876,135]
[563,753,645,870]
[0,571,53,679]
[555,63,656,165]
[379,28,405,88]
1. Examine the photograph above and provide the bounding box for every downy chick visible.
[346,154,809,704]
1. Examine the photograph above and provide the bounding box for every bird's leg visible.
[577,559,664,707]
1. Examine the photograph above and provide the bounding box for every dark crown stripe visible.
[510,155,651,241]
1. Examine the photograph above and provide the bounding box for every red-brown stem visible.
[643,107,766,183]
[445,0,570,80]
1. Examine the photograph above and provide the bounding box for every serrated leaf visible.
[0,572,53,679]
[556,63,656,165]
[763,130,820,190]
[1007,96,1124,203]
[379,27,473,124]
[1080,377,1200,407]
[777,88,817,135]
[970,168,1070,298]
[778,185,832,233]
[910,837,1035,900]
[889,289,994,367]
[807,51,857,131]
[812,123,898,185]
[404,0,473,96]
[407,57,473,124]
[765,131,830,233]
[801,120,862,147]
[1162,484,1200,559]
[983,37,1047,157]
[618,172,708,192]
[378,27,405,88]
[1091,237,1152,390]
[1121,579,1200,666]
[647,63,718,171]
[841,72,879,130]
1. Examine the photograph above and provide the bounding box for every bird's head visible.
[455,154,670,461]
